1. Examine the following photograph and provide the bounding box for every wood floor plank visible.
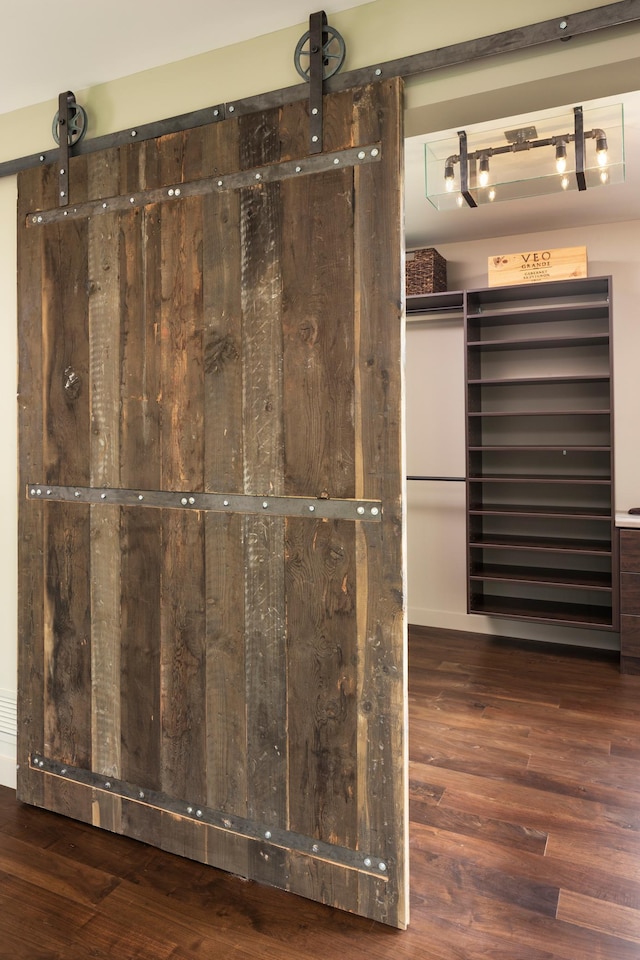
[411,798,549,854]
[430,768,640,834]
[545,832,640,882]
[412,812,640,911]
[557,890,640,945]
[482,698,640,745]
[0,870,96,955]
[0,832,118,906]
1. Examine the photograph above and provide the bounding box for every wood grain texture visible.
[119,140,162,800]
[16,162,53,808]
[201,119,250,879]
[88,149,123,833]
[4,625,640,957]
[353,78,407,929]
[279,91,359,913]
[41,153,93,817]
[239,107,288,891]
[157,130,207,858]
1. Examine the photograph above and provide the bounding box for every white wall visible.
[407,219,640,648]
[1,1,640,787]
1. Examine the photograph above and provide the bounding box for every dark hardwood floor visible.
[2,626,640,959]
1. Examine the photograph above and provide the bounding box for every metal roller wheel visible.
[294,24,346,81]
[52,103,88,146]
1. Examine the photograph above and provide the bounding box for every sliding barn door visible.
[17,79,407,927]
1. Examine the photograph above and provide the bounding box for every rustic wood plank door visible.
[17,79,407,928]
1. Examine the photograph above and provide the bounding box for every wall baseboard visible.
[0,688,17,789]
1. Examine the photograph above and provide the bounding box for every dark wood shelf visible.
[469,533,612,554]
[469,504,612,519]
[469,474,612,484]
[469,564,612,590]
[467,333,609,351]
[468,374,610,386]
[465,303,609,324]
[406,290,464,315]
[467,276,611,305]
[469,594,613,627]
[469,445,611,452]
[468,409,610,418]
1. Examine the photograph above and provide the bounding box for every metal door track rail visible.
[2,1,639,180]
[27,483,382,522]
[29,754,391,879]
[26,144,381,225]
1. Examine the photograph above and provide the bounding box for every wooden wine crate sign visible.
[488,246,587,287]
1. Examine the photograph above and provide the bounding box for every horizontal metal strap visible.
[27,483,382,522]
[29,754,390,880]
[26,143,382,226]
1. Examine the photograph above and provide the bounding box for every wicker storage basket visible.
[405,247,447,295]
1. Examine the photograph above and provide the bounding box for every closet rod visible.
[407,476,465,482]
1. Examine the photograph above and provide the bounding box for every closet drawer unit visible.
[620,529,640,571]
[621,572,640,611]
[620,529,640,673]
[620,616,640,659]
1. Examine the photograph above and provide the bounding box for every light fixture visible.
[424,100,624,210]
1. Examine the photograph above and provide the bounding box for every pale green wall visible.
[2,0,640,786]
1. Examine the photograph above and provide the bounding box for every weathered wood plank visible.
[158,130,207,863]
[239,108,288,888]
[41,154,93,826]
[88,148,123,833]
[119,140,162,804]
[279,91,360,911]
[16,162,54,807]
[353,79,407,929]
[201,117,250,876]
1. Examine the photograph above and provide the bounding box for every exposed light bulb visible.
[561,175,570,190]
[478,155,490,188]
[596,132,608,167]
[444,161,455,192]
[555,141,567,174]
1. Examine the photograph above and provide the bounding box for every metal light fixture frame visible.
[447,106,604,208]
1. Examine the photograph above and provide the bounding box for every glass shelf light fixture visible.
[425,101,624,210]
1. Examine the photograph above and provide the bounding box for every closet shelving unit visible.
[464,275,617,629]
